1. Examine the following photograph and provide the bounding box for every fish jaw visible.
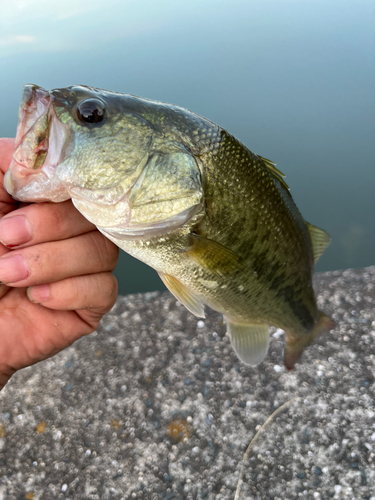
[4,84,70,202]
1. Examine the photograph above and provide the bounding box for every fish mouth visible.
[12,85,52,173]
[5,84,70,202]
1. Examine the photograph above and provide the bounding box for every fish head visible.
[5,84,203,237]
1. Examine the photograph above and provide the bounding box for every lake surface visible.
[1,0,374,294]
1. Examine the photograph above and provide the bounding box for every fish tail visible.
[284,312,335,370]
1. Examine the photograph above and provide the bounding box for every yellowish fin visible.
[158,272,205,318]
[226,320,270,366]
[284,312,335,370]
[185,233,243,277]
[306,222,331,264]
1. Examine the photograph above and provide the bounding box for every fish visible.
[4,84,335,369]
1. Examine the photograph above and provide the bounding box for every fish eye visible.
[76,99,105,124]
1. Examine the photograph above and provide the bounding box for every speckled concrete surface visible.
[0,267,374,500]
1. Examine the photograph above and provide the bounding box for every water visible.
[1,0,374,295]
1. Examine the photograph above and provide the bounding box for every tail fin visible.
[284,312,335,370]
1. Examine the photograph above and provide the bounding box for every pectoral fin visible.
[158,272,205,318]
[185,233,243,277]
[226,320,270,366]
[306,222,331,264]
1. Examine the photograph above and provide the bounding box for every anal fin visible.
[226,320,270,366]
[158,272,205,318]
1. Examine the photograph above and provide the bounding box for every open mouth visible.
[12,85,51,172]
[4,84,70,202]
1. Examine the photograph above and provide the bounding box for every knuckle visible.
[81,272,118,317]
[99,272,118,306]
[94,272,118,313]
[103,237,119,269]
[85,232,106,269]
[87,231,118,271]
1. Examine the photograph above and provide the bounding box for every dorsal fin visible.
[306,222,331,264]
[258,155,291,195]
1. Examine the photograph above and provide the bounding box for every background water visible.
[0,0,374,295]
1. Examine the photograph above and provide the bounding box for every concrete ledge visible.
[0,267,374,499]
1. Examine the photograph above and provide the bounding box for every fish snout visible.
[21,84,50,108]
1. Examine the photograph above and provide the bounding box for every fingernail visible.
[27,284,50,303]
[0,255,29,284]
[0,216,32,247]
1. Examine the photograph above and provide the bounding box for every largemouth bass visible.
[4,84,335,369]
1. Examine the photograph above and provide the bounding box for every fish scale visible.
[5,84,334,369]
[195,131,314,325]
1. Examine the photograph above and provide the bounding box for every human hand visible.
[0,138,119,390]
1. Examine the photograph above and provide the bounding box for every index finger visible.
[0,200,96,249]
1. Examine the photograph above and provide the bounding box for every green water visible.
[1,0,374,294]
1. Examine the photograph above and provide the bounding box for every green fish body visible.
[5,84,334,368]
